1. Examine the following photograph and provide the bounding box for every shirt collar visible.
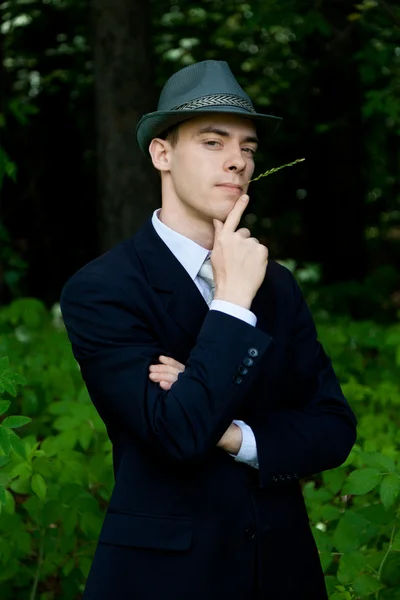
[151,209,210,281]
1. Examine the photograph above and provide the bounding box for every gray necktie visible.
[198,257,215,306]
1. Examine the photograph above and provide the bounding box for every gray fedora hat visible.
[136,60,282,156]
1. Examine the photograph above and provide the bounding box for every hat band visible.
[172,93,256,113]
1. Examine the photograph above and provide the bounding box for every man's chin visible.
[215,201,240,222]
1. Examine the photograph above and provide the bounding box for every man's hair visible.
[158,123,180,147]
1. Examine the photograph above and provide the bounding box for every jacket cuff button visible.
[243,357,254,367]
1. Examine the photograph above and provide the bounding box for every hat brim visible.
[136,107,282,156]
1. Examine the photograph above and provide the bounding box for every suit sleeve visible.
[250,270,357,488]
[60,272,273,464]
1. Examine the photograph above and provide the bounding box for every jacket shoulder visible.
[60,235,144,302]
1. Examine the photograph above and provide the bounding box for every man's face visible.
[162,114,258,224]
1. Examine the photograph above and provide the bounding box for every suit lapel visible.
[132,218,209,343]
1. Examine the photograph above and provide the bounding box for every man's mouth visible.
[216,183,243,192]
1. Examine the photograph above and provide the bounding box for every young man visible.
[60,60,357,599]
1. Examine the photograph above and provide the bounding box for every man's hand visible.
[212,194,269,310]
[216,422,243,455]
[149,355,185,391]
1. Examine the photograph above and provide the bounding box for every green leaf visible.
[381,552,400,587]
[0,470,9,487]
[13,530,31,554]
[393,530,400,551]
[334,517,360,553]
[0,425,11,455]
[380,474,400,509]
[79,556,93,578]
[333,512,369,553]
[343,468,381,495]
[9,431,27,459]
[3,382,16,397]
[353,574,383,596]
[10,461,32,479]
[0,400,11,416]
[62,557,75,576]
[2,415,31,429]
[0,357,9,371]
[320,505,341,521]
[360,452,396,472]
[79,422,93,451]
[337,551,366,584]
[30,473,47,501]
[3,490,15,515]
[80,512,103,536]
[323,468,347,494]
[0,455,11,468]
[0,485,5,504]
[63,510,78,536]
[330,592,353,600]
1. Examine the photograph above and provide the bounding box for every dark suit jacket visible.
[60,217,357,600]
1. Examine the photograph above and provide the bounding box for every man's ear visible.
[149,138,172,172]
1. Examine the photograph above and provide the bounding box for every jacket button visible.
[242,357,254,367]
[245,528,256,540]
[248,348,259,358]
[238,365,249,376]
[233,375,243,385]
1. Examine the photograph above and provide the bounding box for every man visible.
[60,60,357,599]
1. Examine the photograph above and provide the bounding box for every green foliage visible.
[0,299,113,599]
[1,297,400,598]
[301,313,400,599]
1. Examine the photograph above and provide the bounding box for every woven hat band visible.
[173,94,256,114]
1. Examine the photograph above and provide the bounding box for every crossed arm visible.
[149,354,243,455]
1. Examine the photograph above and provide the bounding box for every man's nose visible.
[225,147,246,172]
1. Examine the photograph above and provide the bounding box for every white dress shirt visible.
[151,209,259,469]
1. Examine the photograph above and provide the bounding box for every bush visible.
[0,298,400,599]
[0,299,113,600]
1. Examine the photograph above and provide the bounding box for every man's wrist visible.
[218,423,243,454]
[214,287,253,310]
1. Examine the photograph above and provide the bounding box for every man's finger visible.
[213,219,223,236]
[159,381,172,391]
[158,355,185,370]
[223,195,249,233]
[236,227,251,239]
[150,364,182,374]
[149,372,177,383]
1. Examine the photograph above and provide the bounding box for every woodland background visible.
[1,1,400,599]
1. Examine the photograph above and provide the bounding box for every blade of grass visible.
[248,158,305,183]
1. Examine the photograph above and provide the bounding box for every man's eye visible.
[243,147,256,155]
[205,140,221,147]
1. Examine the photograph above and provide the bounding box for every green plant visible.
[0,300,113,599]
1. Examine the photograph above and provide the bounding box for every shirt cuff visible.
[231,420,259,470]
[209,299,257,327]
